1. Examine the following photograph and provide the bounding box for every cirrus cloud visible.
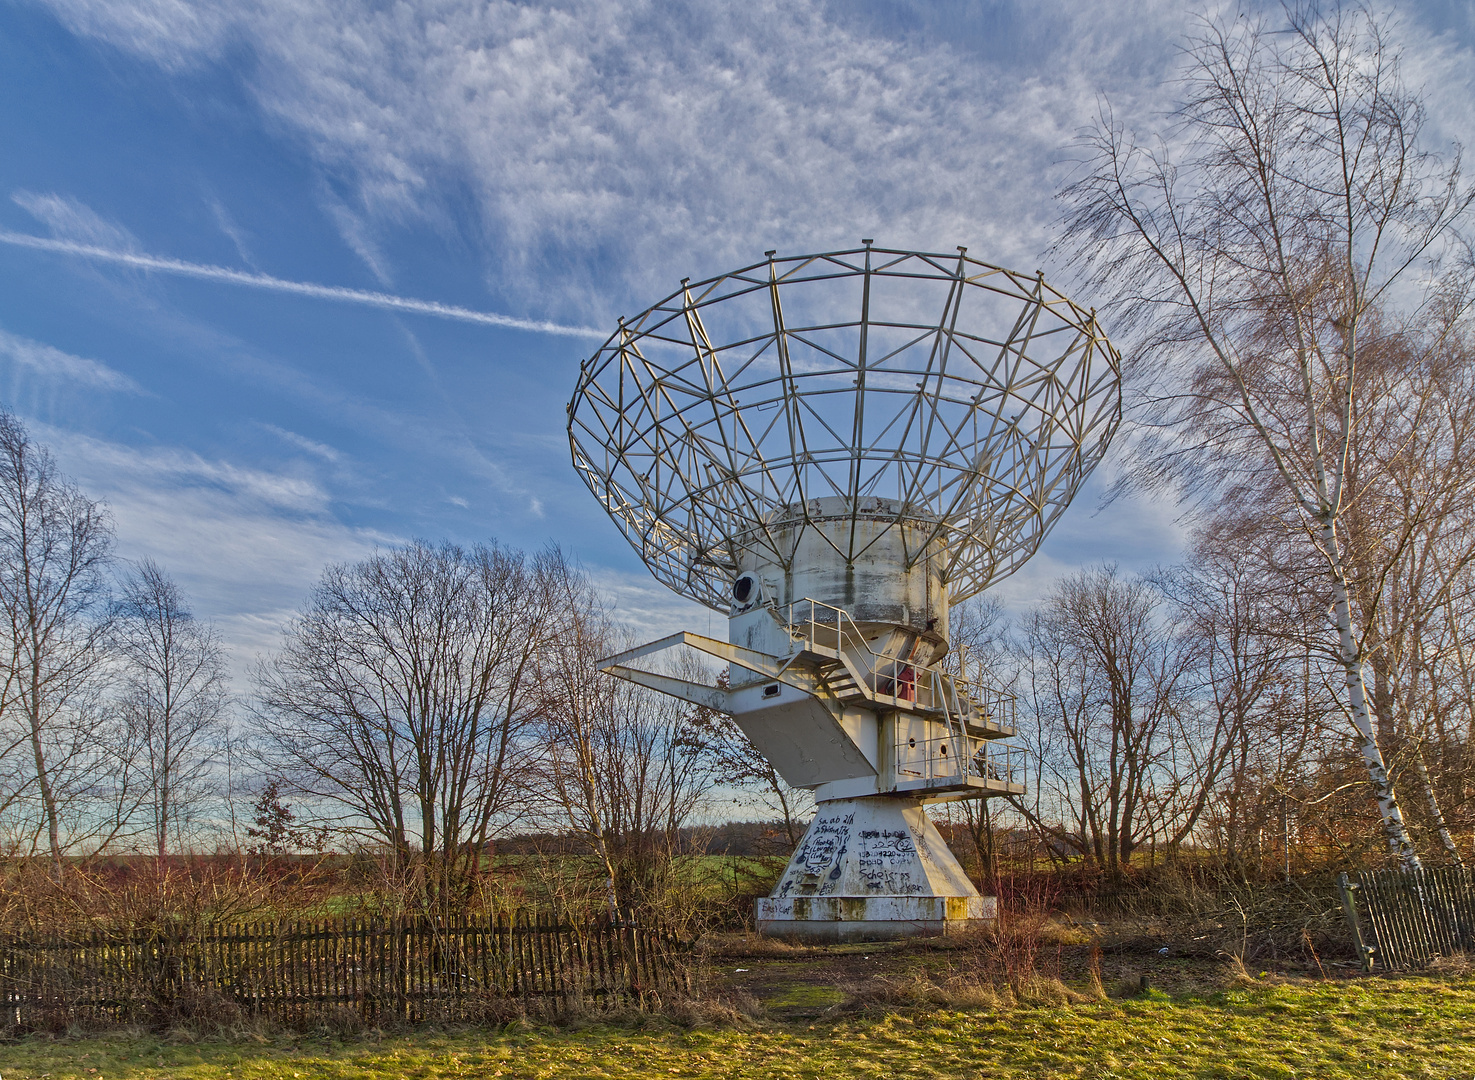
[32,0,1201,321]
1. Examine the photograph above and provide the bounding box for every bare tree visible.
[1162,519,1315,872]
[948,596,1016,888]
[1340,332,1475,863]
[1059,5,1475,866]
[695,710,813,848]
[531,569,714,919]
[112,560,229,859]
[528,573,622,916]
[1016,566,1192,875]
[0,412,117,876]
[255,540,552,912]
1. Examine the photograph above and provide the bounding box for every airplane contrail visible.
[0,230,607,340]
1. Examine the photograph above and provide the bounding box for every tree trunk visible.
[1414,741,1463,867]
[1326,549,1421,868]
[27,706,62,880]
[774,783,798,848]
[979,800,999,896]
[156,773,169,862]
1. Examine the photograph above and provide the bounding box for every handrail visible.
[894,734,1025,790]
[785,597,872,666]
[783,597,1015,730]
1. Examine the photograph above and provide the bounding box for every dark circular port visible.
[732,573,756,603]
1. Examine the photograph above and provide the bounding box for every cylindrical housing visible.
[735,497,950,657]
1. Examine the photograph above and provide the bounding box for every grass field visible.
[2,975,1471,1079]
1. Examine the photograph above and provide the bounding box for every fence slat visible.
[1345,865,1475,971]
[1433,869,1464,955]
[1369,870,1401,967]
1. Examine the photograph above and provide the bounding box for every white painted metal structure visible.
[569,245,1120,938]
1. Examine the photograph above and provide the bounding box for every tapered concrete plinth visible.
[756,797,996,941]
[757,894,996,940]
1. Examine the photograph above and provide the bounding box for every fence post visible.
[1337,873,1374,973]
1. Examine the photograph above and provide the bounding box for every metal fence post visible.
[1337,873,1374,973]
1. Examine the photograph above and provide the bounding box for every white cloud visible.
[40,422,707,675]
[321,194,395,287]
[0,226,603,336]
[30,2,1473,329]
[984,462,1190,615]
[75,440,330,514]
[586,563,717,639]
[31,0,1199,320]
[40,427,394,677]
[256,422,342,463]
[37,0,237,71]
[1393,10,1475,152]
[0,275,561,525]
[0,328,145,394]
[207,197,260,269]
[13,189,141,250]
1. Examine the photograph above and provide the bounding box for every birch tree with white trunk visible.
[1058,5,1474,867]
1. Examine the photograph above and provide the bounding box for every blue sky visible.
[2,0,1472,677]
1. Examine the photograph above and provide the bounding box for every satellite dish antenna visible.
[569,245,1120,938]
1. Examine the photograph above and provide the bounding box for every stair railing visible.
[784,597,1014,730]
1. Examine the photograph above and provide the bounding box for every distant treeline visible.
[494,821,797,859]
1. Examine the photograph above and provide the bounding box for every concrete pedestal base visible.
[756,894,996,940]
[756,796,995,940]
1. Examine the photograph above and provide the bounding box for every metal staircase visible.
[781,598,1024,798]
[784,598,1015,739]
[813,655,868,705]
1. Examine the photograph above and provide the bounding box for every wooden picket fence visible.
[0,911,690,1027]
[1338,866,1475,971]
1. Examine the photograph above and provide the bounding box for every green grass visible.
[3,977,1471,1079]
[289,854,786,920]
[763,984,848,1009]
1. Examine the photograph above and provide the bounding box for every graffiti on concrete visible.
[776,812,930,896]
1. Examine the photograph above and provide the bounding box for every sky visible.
[1,0,1473,681]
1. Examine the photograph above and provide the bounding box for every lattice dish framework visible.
[568,245,1122,610]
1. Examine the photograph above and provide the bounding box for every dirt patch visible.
[695,929,1360,1017]
[700,941,934,1017]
